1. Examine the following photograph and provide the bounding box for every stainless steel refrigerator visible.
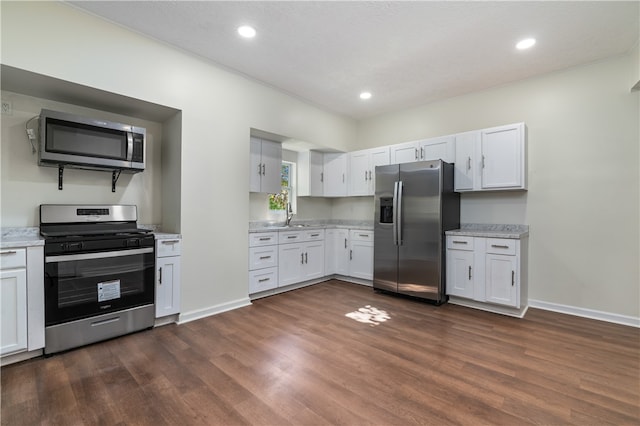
[373,160,460,304]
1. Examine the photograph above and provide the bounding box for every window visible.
[268,161,296,213]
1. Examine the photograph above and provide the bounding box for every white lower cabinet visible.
[1,268,28,355]
[278,235,325,287]
[248,232,279,294]
[325,228,349,275]
[446,234,527,317]
[348,230,374,280]
[155,238,181,318]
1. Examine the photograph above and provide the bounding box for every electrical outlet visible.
[1,100,12,115]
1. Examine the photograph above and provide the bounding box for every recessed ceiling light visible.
[238,25,256,38]
[360,92,372,100]
[516,38,536,50]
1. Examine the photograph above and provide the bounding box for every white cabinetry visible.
[446,233,527,317]
[454,123,527,192]
[248,232,278,294]
[297,151,324,197]
[155,237,181,318]
[250,137,282,193]
[325,228,349,276]
[348,147,390,196]
[278,230,325,287]
[1,250,27,355]
[348,230,374,280]
[1,245,44,362]
[323,153,347,197]
[390,136,455,165]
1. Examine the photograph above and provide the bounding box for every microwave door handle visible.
[126,132,134,161]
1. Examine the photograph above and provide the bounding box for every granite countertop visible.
[1,228,45,248]
[249,219,374,233]
[446,223,529,239]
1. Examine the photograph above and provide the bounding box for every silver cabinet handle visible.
[161,240,179,245]
[342,173,345,183]
[468,266,472,280]
[0,251,17,255]
[414,148,419,160]
[310,233,320,237]
[350,249,353,260]
[304,252,308,264]
[491,244,509,249]
[159,267,163,284]
[287,235,297,239]
[344,238,347,248]
[358,234,369,238]
[420,146,424,159]
[453,241,468,244]
[467,157,471,171]
[259,237,271,241]
[512,271,515,286]
[262,164,266,175]
[365,170,368,181]
[301,253,304,264]
[482,155,486,169]
[320,172,324,182]
[369,170,372,180]
[257,163,262,175]
[258,278,270,283]
[259,256,271,260]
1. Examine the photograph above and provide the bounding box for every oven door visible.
[44,247,155,326]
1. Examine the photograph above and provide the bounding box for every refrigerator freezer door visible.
[373,164,399,293]
[397,161,444,301]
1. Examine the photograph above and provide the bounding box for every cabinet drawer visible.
[249,267,278,294]
[249,232,278,247]
[350,230,373,242]
[486,238,516,255]
[447,236,474,251]
[279,231,303,244]
[249,246,278,270]
[0,248,26,269]
[156,239,181,257]
[304,229,325,241]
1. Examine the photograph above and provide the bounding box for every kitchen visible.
[1,1,639,424]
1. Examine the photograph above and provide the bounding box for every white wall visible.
[0,90,163,226]
[356,53,640,318]
[1,2,356,316]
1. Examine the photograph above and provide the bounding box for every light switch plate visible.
[1,100,12,115]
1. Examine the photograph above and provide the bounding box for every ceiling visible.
[67,1,639,120]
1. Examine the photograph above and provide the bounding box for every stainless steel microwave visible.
[39,109,145,172]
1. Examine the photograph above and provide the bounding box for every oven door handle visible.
[45,247,153,263]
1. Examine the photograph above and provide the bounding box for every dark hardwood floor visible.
[2,280,639,425]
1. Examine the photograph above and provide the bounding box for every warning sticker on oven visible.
[97,280,121,302]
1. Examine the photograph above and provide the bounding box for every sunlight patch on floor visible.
[345,305,390,326]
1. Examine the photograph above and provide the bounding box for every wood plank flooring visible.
[2,280,639,425]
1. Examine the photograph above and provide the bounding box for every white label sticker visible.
[98,280,121,302]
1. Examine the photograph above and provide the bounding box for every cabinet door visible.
[249,137,262,192]
[1,269,28,355]
[297,151,324,197]
[303,242,325,281]
[349,236,373,280]
[481,123,524,190]
[446,249,474,298]
[348,151,370,196]
[419,136,455,163]
[369,147,390,195]
[390,141,418,164]
[485,254,518,307]
[156,256,181,317]
[278,243,304,287]
[335,229,350,275]
[323,153,347,196]
[454,131,478,191]
[324,229,337,275]
[260,139,283,194]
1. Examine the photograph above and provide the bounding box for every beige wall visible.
[356,53,640,318]
[1,2,356,317]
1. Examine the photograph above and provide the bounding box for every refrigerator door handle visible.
[393,181,399,246]
[397,180,403,246]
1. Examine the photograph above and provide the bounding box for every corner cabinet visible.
[454,123,527,192]
[250,137,282,194]
[348,147,390,196]
[446,231,528,318]
[155,236,181,319]
[323,153,348,197]
[297,151,324,197]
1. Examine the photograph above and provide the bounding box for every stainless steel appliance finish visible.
[39,109,145,172]
[40,204,155,355]
[373,160,460,303]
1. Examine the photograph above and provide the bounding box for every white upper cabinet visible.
[453,123,527,192]
[297,150,324,197]
[418,136,455,163]
[323,153,347,197]
[348,147,390,196]
[390,141,419,164]
[250,137,282,194]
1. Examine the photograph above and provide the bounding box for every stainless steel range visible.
[40,204,155,354]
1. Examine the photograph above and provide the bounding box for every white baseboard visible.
[528,299,640,328]
[1,348,43,366]
[178,297,252,325]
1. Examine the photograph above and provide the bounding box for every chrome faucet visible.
[285,202,294,226]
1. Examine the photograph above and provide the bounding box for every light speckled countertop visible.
[446,223,529,239]
[249,219,373,233]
